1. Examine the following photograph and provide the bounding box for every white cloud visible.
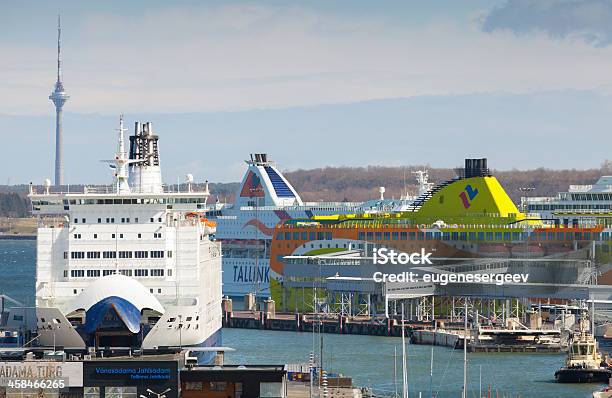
[2,3,612,115]
[480,0,612,47]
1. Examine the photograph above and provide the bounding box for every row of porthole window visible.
[73,217,164,224]
[274,230,612,243]
[64,197,206,205]
[277,231,333,241]
[66,268,169,279]
[71,287,166,296]
[72,232,163,240]
[66,250,171,259]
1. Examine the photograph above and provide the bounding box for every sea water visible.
[0,240,602,398]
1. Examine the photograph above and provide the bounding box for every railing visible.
[37,217,69,229]
[35,218,207,229]
[569,185,595,192]
[30,184,210,196]
[278,221,607,231]
[82,186,114,194]
[237,203,362,211]
[524,196,559,203]
[553,209,612,214]
[167,219,205,228]
[38,223,68,229]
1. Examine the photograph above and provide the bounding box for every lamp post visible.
[249,184,264,304]
[517,187,535,213]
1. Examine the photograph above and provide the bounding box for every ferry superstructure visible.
[269,158,612,310]
[26,119,222,359]
[524,176,612,227]
[214,154,420,301]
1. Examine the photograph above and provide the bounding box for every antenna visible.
[57,14,62,83]
[116,114,127,157]
[403,166,407,199]
[186,174,194,193]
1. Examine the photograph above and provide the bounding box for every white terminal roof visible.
[65,274,165,314]
[568,176,612,193]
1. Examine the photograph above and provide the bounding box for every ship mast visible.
[102,115,143,194]
[114,115,130,194]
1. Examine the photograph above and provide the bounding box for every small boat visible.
[593,387,612,398]
[555,327,611,383]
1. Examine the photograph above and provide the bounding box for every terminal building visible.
[523,176,612,227]
[281,245,611,320]
[0,353,288,398]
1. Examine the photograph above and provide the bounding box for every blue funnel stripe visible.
[84,296,142,334]
[264,166,295,198]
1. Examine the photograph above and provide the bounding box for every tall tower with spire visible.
[49,15,69,186]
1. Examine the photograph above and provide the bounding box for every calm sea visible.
[0,240,603,398]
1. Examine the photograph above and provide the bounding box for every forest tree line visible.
[1,161,611,215]
[0,193,29,217]
[283,161,612,203]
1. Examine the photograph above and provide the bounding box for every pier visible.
[222,309,566,353]
[223,310,410,337]
[223,294,572,353]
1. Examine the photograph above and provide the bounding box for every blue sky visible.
[1,1,612,184]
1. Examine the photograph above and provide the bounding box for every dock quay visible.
[223,309,566,353]
[222,309,446,337]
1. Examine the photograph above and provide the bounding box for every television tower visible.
[49,15,69,186]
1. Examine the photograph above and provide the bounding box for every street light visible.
[517,187,535,213]
[249,184,264,307]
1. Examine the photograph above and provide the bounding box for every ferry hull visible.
[189,327,223,364]
[555,368,612,383]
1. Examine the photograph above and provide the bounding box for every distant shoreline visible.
[0,234,36,240]
[0,217,37,238]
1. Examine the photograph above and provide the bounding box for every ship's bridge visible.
[29,189,211,216]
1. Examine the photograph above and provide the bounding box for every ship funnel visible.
[250,153,270,164]
[461,158,490,178]
[128,121,163,193]
[238,153,303,207]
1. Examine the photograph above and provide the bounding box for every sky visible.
[1,0,612,184]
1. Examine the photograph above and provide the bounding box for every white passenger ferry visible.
[24,118,221,361]
[524,176,612,226]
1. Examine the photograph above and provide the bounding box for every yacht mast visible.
[401,302,408,398]
[462,300,468,398]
